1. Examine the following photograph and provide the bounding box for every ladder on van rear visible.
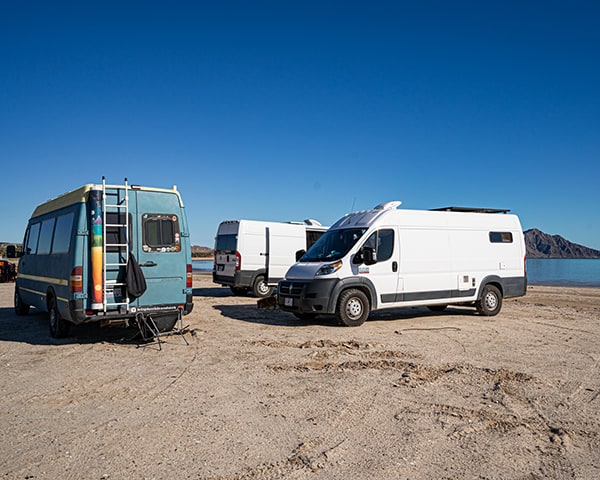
[102,176,130,313]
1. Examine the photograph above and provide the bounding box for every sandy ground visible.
[1,274,599,480]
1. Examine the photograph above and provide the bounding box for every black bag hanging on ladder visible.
[126,252,147,298]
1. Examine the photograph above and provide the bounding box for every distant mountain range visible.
[525,229,600,258]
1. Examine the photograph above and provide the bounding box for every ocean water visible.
[527,258,600,288]
[193,258,600,287]
[192,259,213,272]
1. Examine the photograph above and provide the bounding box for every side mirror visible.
[295,249,306,262]
[363,246,377,265]
[6,245,16,258]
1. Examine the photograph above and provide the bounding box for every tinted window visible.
[142,214,181,252]
[363,229,394,261]
[37,218,56,255]
[26,223,41,255]
[51,213,74,254]
[306,230,325,250]
[215,234,237,253]
[489,232,513,243]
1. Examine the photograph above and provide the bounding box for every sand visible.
[1,274,599,479]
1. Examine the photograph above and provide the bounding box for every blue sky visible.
[1,1,599,249]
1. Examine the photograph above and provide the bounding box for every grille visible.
[279,281,304,296]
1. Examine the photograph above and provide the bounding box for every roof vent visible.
[304,219,322,226]
[374,201,402,210]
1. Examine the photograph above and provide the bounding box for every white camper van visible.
[213,219,328,297]
[277,202,527,326]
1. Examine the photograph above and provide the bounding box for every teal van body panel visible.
[15,183,193,336]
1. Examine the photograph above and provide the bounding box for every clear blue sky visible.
[1,1,599,249]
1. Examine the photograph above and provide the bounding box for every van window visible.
[301,228,367,262]
[306,230,324,250]
[37,218,56,255]
[142,214,181,252]
[215,234,237,253]
[489,232,513,243]
[26,223,41,255]
[51,212,74,254]
[363,229,394,261]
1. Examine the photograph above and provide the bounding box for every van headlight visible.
[316,261,342,276]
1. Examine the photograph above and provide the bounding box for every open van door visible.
[266,224,306,286]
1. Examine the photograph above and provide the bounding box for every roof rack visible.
[431,206,510,214]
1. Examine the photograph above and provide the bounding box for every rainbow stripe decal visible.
[88,187,103,309]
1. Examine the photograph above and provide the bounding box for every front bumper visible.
[277,278,339,315]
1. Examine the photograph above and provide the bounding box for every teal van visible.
[15,179,193,338]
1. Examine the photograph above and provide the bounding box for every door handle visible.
[140,261,157,267]
[392,261,398,272]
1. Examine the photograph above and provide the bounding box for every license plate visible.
[284,297,293,307]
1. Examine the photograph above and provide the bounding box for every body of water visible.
[192,259,213,272]
[193,258,600,287]
[527,258,600,287]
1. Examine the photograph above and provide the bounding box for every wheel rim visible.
[484,292,498,310]
[257,281,269,295]
[346,297,364,320]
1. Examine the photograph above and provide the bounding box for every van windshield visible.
[300,228,367,262]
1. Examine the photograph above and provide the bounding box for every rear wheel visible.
[336,289,369,327]
[48,293,69,338]
[14,288,30,316]
[476,284,503,316]
[252,275,274,298]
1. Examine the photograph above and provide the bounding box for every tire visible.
[252,275,274,298]
[230,286,249,296]
[14,288,30,316]
[336,289,370,327]
[476,284,503,316]
[48,293,69,338]
[427,305,447,312]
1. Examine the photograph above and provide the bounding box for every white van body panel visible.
[213,219,327,295]
[278,203,527,323]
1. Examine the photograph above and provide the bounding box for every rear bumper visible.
[213,270,257,289]
[68,294,193,325]
[502,276,527,298]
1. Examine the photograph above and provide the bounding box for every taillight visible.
[186,264,193,288]
[70,266,83,293]
[524,255,527,277]
[235,251,241,270]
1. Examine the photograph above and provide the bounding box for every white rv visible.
[277,201,527,326]
[213,219,328,297]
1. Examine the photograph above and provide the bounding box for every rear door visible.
[266,223,305,285]
[213,222,240,282]
[130,189,188,308]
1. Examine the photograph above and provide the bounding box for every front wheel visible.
[14,288,30,316]
[252,275,274,298]
[476,285,503,316]
[336,289,370,327]
[48,294,70,338]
